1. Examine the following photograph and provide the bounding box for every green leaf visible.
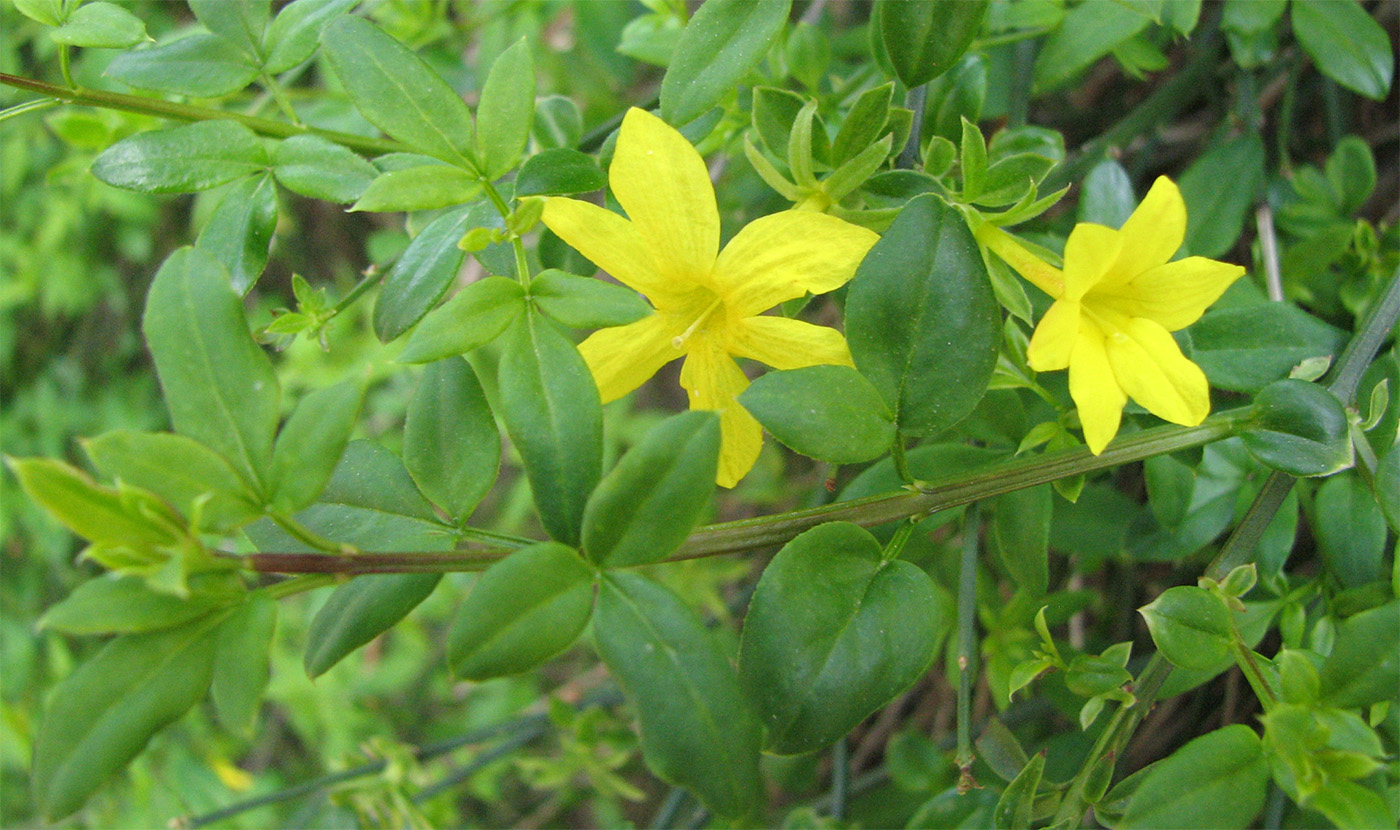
[738,522,948,754]
[210,593,276,736]
[497,314,603,546]
[739,365,895,464]
[846,193,1000,437]
[270,380,365,514]
[879,0,989,87]
[926,55,987,145]
[13,0,63,26]
[448,542,595,680]
[1324,136,1377,215]
[582,412,718,568]
[1079,160,1136,228]
[33,618,221,820]
[1222,0,1286,33]
[92,121,269,194]
[403,358,499,523]
[143,248,280,491]
[6,457,180,549]
[272,134,377,203]
[993,751,1045,830]
[1189,304,1348,393]
[263,0,357,75]
[528,269,650,328]
[373,206,476,343]
[1308,779,1397,830]
[786,21,831,90]
[1313,475,1388,588]
[320,16,477,169]
[659,0,792,127]
[395,275,526,362]
[195,173,278,294]
[476,38,535,179]
[38,573,244,636]
[751,86,813,161]
[50,2,146,48]
[1179,133,1266,258]
[304,574,441,678]
[515,149,607,197]
[1119,725,1268,829]
[960,117,988,202]
[1319,601,1400,707]
[1240,379,1353,477]
[992,485,1051,596]
[351,164,482,212]
[1291,0,1394,101]
[1138,586,1233,671]
[594,572,762,819]
[189,0,270,59]
[532,95,583,150]
[83,430,261,533]
[318,439,440,522]
[831,82,894,167]
[105,34,260,98]
[1033,0,1151,92]
[1375,443,1400,531]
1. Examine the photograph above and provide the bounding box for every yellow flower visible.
[541,108,879,487]
[978,176,1244,454]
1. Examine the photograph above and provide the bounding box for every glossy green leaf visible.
[528,269,650,329]
[448,542,595,680]
[738,522,948,754]
[582,412,718,568]
[50,2,146,48]
[92,121,269,194]
[272,134,377,203]
[83,430,261,533]
[993,484,1051,596]
[270,380,365,514]
[515,149,607,197]
[476,38,535,179]
[317,439,440,522]
[195,173,278,293]
[846,193,999,436]
[1291,0,1394,101]
[532,95,583,150]
[1240,379,1353,477]
[351,165,482,212]
[498,314,602,546]
[1139,585,1233,671]
[879,0,988,87]
[1179,133,1266,257]
[396,275,526,362]
[594,572,762,819]
[1079,160,1136,228]
[1222,0,1286,33]
[1033,0,1150,92]
[304,573,441,678]
[1319,601,1399,708]
[105,34,260,97]
[372,206,475,343]
[38,573,244,636]
[189,0,269,58]
[1375,443,1400,531]
[142,248,280,491]
[210,593,276,736]
[33,617,221,820]
[739,365,895,464]
[1119,725,1268,829]
[751,86,812,161]
[320,16,477,168]
[403,358,499,523]
[1313,474,1387,588]
[1190,304,1347,393]
[659,0,792,126]
[993,751,1045,830]
[263,0,358,74]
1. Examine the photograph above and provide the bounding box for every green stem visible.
[260,574,337,600]
[480,179,532,284]
[269,513,354,554]
[244,549,506,575]
[890,433,914,484]
[896,83,927,170]
[1231,638,1279,709]
[258,71,303,126]
[881,519,917,562]
[1323,267,1400,407]
[326,267,382,319]
[829,736,850,821]
[0,72,405,156]
[0,97,61,123]
[954,503,981,791]
[58,45,74,89]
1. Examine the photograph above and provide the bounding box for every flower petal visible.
[974,223,1065,298]
[577,313,684,403]
[609,108,719,285]
[679,338,762,488]
[1090,256,1244,331]
[713,211,879,316]
[727,315,854,370]
[1026,299,1080,372]
[1105,316,1211,427]
[1068,322,1127,455]
[1062,222,1121,301]
[1107,176,1186,283]
[540,197,693,307]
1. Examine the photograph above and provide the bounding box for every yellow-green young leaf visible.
[210,593,276,737]
[350,165,482,212]
[448,543,595,680]
[1240,379,1353,477]
[92,121,269,194]
[373,206,475,343]
[1291,0,1394,101]
[528,269,650,329]
[272,134,377,203]
[1307,779,1397,830]
[262,0,357,74]
[660,0,792,127]
[582,412,719,568]
[1318,601,1400,708]
[105,34,260,97]
[320,16,477,169]
[594,572,763,819]
[993,751,1045,830]
[14,0,63,26]
[7,457,180,549]
[403,358,499,524]
[476,38,535,179]
[33,617,222,821]
[879,0,988,87]
[497,314,602,546]
[270,380,365,514]
[38,572,245,636]
[83,430,262,533]
[739,365,895,464]
[195,173,278,294]
[50,2,146,48]
[1119,725,1268,829]
[738,522,948,754]
[1138,586,1233,671]
[142,248,281,492]
[395,275,526,363]
[830,81,893,166]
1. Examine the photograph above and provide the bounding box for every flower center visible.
[672,296,724,350]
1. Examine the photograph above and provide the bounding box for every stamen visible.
[671,297,723,349]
